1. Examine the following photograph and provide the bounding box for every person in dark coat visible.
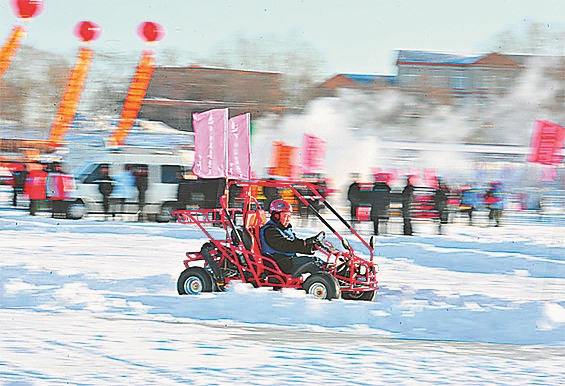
[370,179,391,235]
[134,166,149,221]
[11,164,28,207]
[347,173,361,224]
[259,199,321,275]
[401,176,415,235]
[97,164,115,220]
[433,181,449,234]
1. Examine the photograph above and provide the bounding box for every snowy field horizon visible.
[1,192,564,384]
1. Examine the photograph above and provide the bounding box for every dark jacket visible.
[97,176,114,197]
[260,219,314,257]
[401,183,414,216]
[347,181,360,204]
[370,182,391,218]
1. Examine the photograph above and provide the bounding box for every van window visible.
[161,165,183,183]
[83,164,106,184]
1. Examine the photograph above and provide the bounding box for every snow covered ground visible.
[1,192,564,384]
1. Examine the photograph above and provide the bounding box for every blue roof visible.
[397,50,486,65]
[342,74,396,85]
[342,74,380,84]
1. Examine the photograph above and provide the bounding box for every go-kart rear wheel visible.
[303,272,340,300]
[341,290,376,302]
[177,267,213,295]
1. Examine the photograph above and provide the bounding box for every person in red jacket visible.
[46,162,74,219]
[24,163,48,216]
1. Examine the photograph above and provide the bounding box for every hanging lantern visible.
[136,22,165,43]
[10,0,44,20]
[73,21,102,43]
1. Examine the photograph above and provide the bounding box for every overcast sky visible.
[1,0,564,75]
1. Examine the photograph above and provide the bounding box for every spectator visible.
[370,177,391,236]
[134,166,149,221]
[485,182,505,227]
[433,180,449,234]
[112,165,135,218]
[401,176,414,235]
[347,173,361,224]
[97,164,115,220]
[46,162,73,219]
[459,185,481,225]
[11,164,27,207]
[25,163,48,216]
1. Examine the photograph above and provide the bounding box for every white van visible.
[68,146,194,222]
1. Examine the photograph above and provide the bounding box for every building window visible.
[451,70,466,90]
[403,68,418,88]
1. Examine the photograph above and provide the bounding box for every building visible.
[140,66,286,131]
[395,50,525,106]
[315,74,396,98]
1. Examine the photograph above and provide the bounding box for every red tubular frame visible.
[173,179,378,295]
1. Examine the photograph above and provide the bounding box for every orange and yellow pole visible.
[0,25,26,79]
[108,50,155,147]
[48,47,94,146]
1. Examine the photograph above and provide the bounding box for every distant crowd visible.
[0,161,526,234]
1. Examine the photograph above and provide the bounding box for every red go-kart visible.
[172,180,378,300]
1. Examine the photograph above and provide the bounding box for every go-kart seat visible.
[243,209,267,255]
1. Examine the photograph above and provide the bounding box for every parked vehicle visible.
[68,146,194,221]
[173,180,379,301]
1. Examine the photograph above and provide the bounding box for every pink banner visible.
[227,113,251,180]
[301,134,327,174]
[527,120,565,166]
[192,108,228,178]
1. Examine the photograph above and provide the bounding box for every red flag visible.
[192,108,228,178]
[269,141,299,178]
[301,134,327,174]
[227,113,251,180]
[527,120,565,166]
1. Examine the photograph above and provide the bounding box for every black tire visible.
[302,272,340,300]
[177,267,213,295]
[156,202,178,223]
[67,199,87,220]
[341,290,377,302]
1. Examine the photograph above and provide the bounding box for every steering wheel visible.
[314,231,325,244]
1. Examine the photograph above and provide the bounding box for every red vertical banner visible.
[301,134,327,174]
[227,113,251,180]
[269,141,298,178]
[527,120,565,166]
[193,108,228,179]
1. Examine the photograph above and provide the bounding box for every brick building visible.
[140,65,285,131]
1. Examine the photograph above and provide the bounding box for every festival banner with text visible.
[227,113,251,180]
[193,108,228,179]
[301,134,327,174]
[527,120,565,166]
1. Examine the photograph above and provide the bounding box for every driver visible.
[259,199,322,274]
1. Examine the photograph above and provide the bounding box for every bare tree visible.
[200,32,328,109]
[0,45,70,133]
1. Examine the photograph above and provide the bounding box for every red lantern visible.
[137,22,165,43]
[73,21,102,43]
[10,0,44,19]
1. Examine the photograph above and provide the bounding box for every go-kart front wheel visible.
[177,267,213,295]
[341,290,376,302]
[303,272,340,300]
